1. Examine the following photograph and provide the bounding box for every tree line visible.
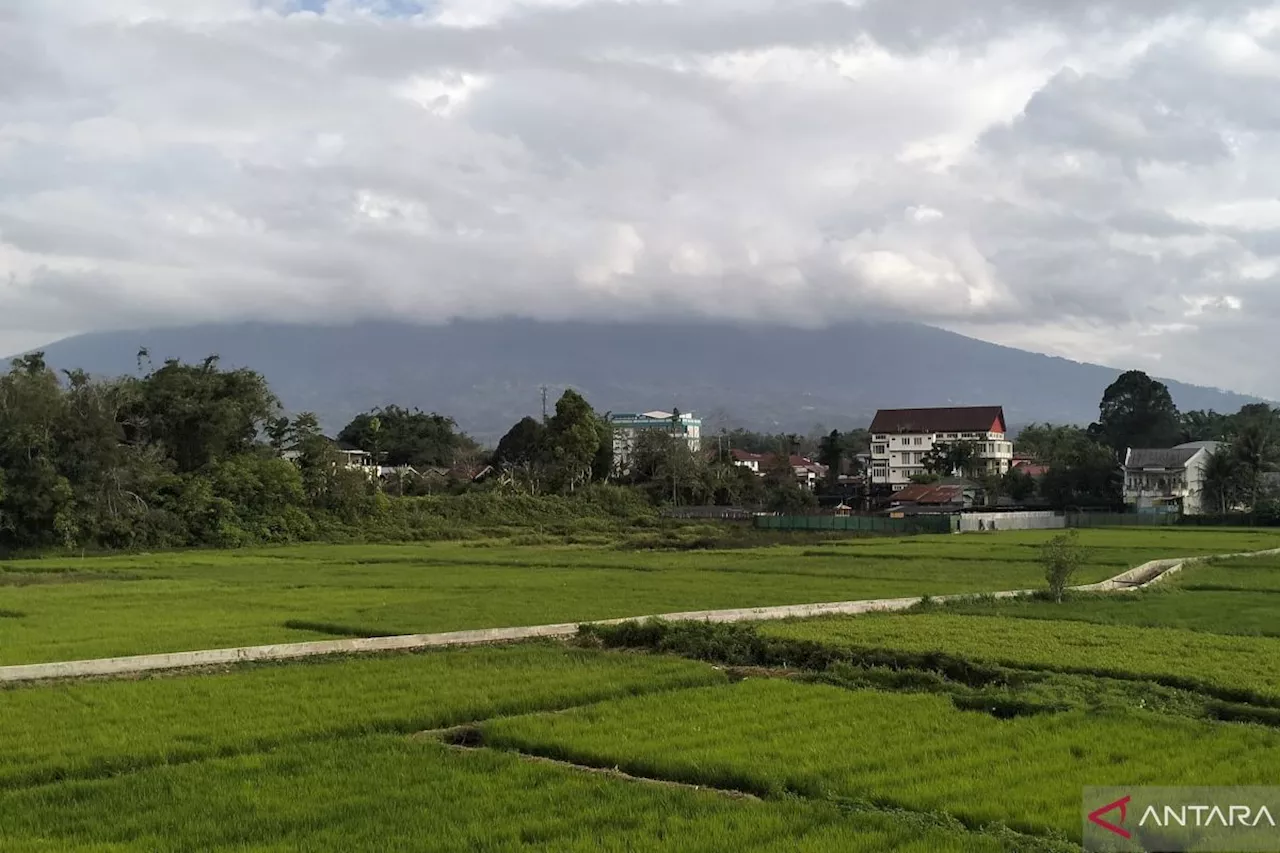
[1015,370,1280,512]
[3,349,1273,553]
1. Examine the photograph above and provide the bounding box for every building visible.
[729,450,828,491]
[868,406,1014,490]
[1123,441,1221,515]
[609,411,702,472]
[887,481,980,511]
[282,438,378,473]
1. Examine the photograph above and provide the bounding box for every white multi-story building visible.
[609,410,702,473]
[868,406,1014,490]
[1124,441,1220,515]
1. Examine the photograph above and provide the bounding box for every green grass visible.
[763,612,1280,705]
[4,528,1276,665]
[920,553,1280,637]
[0,735,1015,852]
[482,678,1280,841]
[0,644,722,789]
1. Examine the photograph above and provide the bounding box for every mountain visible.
[19,319,1260,442]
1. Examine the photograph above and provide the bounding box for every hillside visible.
[20,319,1259,441]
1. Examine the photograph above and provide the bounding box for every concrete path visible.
[2,546,1276,685]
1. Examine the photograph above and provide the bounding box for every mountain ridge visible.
[18,319,1260,442]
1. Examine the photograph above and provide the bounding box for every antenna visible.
[540,386,549,422]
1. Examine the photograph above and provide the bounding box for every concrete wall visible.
[958,511,1065,532]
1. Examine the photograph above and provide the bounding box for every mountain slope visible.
[21,319,1259,441]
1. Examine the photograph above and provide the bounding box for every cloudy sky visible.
[3,0,1279,396]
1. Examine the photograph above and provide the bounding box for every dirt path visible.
[2,547,1274,685]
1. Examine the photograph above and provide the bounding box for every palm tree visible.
[1201,445,1241,514]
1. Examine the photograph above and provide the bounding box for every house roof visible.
[1125,447,1201,470]
[870,406,1006,435]
[889,483,967,504]
[729,450,827,474]
[1175,441,1223,451]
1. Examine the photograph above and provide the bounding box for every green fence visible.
[755,515,952,534]
[1065,512,1179,528]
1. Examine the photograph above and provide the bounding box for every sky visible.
[2,0,1280,397]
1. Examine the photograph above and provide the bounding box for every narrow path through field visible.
[3,546,1276,684]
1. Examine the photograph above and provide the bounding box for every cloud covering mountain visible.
[3,0,1279,395]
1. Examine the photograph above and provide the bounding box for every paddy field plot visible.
[3,527,1277,665]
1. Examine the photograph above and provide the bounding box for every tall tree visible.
[1090,370,1181,457]
[1200,445,1241,515]
[124,356,279,473]
[817,430,845,484]
[1015,424,1090,463]
[545,390,602,493]
[339,406,474,468]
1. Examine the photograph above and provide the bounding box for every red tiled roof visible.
[889,484,966,504]
[870,406,1006,435]
[1012,461,1050,477]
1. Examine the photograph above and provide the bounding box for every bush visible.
[1041,530,1085,603]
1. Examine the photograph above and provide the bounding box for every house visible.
[868,406,1014,490]
[282,438,378,473]
[609,411,702,473]
[1123,441,1221,515]
[729,450,828,491]
[887,480,980,511]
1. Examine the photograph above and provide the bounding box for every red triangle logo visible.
[1088,795,1132,840]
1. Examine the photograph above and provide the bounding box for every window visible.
[913,437,923,446]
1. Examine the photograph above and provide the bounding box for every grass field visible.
[763,612,1280,705]
[3,527,1277,665]
[481,678,1280,841]
[0,736,1014,853]
[5,526,1280,851]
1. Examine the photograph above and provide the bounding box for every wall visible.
[957,511,1065,532]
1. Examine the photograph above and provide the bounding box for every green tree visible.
[1200,445,1241,515]
[1090,370,1181,458]
[124,356,279,474]
[1231,420,1277,510]
[339,406,474,468]
[545,390,602,493]
[1002,468,1037,502]
[922,441,979,479]
[817,430,845,485]
[1038,436,1122,510]
[1015,424,1089,463]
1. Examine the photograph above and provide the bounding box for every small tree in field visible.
[1041,530,1084,603]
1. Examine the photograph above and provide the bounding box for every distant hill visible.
[20,319,1260,442]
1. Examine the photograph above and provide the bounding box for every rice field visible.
[763,613,1280,704]
[4,527,1280,850]
[0,736,1012,853]
[3,527,1276,665]
[480,678,1280,841]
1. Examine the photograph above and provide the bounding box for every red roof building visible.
[869,405,1012,491]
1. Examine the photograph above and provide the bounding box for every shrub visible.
[1041,530,1084,603]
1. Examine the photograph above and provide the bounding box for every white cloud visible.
[3,0,1280,396]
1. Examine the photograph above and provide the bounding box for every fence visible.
[661,506,755,521]
[755,514,952,534]
[957,511,1065,532]
[1066,512,1179,528]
